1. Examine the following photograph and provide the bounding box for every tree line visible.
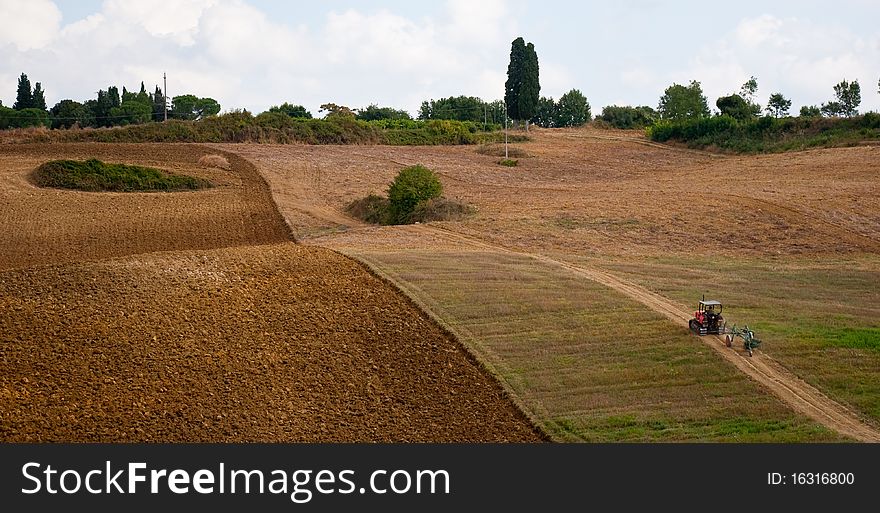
[0,73,220,129]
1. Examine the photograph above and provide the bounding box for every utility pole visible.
[504,99,509,160]
[163,72,167,122]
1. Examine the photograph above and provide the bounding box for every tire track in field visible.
[421,224,880,442]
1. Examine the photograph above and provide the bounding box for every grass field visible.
[588,254,880,423]
[351,247,842,441]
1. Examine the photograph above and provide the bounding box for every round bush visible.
[387,165,443,224]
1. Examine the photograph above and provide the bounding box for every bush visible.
[387,165,443,224]
[499,158,518,167]
[346,194,391,225]
[598,105,656,129]
[32,159,211,192]
[409,197,474,223]
[0,106,50,129]
[648,113,880,153]
[424,120,473,144]
[476,144,529,158]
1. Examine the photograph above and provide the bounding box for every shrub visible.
[598,105,656,129]
[424,120,473,144]
[409,197,474,223]
[32,158,211,192]
[476,144,529,158]
[0,106,50,129]
[345,194,391,225]
[387,165,443,224]
[648,112,880,153]
[499,158,518,167]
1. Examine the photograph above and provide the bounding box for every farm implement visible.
[689,297,762,356]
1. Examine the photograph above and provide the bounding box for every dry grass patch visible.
[198,154,231,170]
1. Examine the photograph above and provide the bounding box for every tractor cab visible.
[690,299,725,335]
[699,300,722,316]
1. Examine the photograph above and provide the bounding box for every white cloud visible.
[680,15,880,111]
[0,0,62,50]
[0,0,526,115]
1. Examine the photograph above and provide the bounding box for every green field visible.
[350,248,844,442]
[583,254,880,424]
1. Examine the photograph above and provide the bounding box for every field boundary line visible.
[337,249,555,442]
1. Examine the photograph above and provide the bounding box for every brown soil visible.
[0,143,542,442]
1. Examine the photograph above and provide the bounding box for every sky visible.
[1,0,878,117]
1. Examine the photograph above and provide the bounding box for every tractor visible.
[689,298,725,335]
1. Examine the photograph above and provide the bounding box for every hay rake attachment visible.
[724,324,762,357]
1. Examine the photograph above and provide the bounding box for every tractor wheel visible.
[689,320,700,334]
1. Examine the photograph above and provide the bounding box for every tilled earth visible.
[0,243,540,442]
[0,143,541,442]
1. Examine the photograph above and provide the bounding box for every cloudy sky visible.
[1,0,878,116]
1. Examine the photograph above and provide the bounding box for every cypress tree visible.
[31,82,47,111]
[518,42,540,129]
[13,73,33,110]
[505,37,527,122]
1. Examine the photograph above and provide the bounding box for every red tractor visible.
[689,299,725,336]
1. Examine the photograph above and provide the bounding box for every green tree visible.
[50,99,93,129]
[172,95,221,120]
[356,104,411,121]
[110,100,153,125]
[31,82,47,111]
[0,107,49,128]
[740,76,758,104]
[765,93,791,118]
[387,165,443,225]
[531,96,557,128]
[658,80,709,120]
[518,42,540,129]
[598,105,657,129]
[716,94,756,120]
[800,105,821,117]
[832,79,861,117]
[554,89,590,127]
[319,102,355,120]
[150,85,166,121]
[504,37,527,122]
[268,102,312,119]
[13,73,33,110]
[820,101,842,117]
[418,96,487,122]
